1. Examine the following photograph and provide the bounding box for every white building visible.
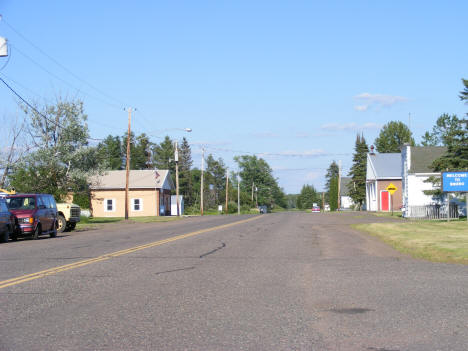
[339,177,354,209]
[401,145,447,217]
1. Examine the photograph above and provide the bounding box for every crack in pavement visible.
[199,242,226,258]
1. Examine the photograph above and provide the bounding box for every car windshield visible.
[6,197,36,210]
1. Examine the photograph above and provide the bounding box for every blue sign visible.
[442,171,468,192]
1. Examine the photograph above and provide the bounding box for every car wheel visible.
[10,225,18,241]
[32,225,41,240]
[0,226,9,243]
[50,222,57,238]
[57,215,66,233]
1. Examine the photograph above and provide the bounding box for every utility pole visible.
[237,174,240,215]
[251,182,254,205]
[200,147,204,216]
[337,160,341,210]
[174,141,180,216]
[124,108,132,220]
[322,191,325,212]
[225,168,229,214]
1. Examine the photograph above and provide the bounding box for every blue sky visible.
[0,1,466,193]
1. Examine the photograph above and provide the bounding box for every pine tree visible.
[325,161,339,203]
[178,137,193,205]
[297,184,319,209]
[328,177,338,211]
[348,134,368,209]
[97,135,123,170]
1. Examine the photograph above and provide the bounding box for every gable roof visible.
[409,146,447,173]
[89,170,174,190]
[340,177,352,196]
[367,153,402,180]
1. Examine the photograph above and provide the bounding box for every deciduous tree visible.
[375,121,414,153]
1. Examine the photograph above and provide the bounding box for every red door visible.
[380,191,389,211]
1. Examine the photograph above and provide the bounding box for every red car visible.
[6,194,58,240]
[311,206,321,213]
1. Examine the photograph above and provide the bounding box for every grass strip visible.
[353,221,468,264]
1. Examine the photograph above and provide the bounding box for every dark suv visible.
[0,197,15,243]
[6,194,58,240]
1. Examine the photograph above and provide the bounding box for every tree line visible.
[0,99,287,212]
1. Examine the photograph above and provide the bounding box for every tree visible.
[328,177,338,211]
[374,121,414,153]
[153,136,175,185]
[0,113,28,188]
[178,137,193,205]
[205,154,226,208]
[8,99,100,200]
[324,161,339,203]
[296,184,319,210]
[460,78,468,103]
[131,133,152,170]
[96,135,123,170]
[234,155,286,209]
[420,114,461,147]
[348,134,368,209]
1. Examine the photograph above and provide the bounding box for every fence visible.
[407,204,459,220]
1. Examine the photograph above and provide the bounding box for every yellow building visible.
[89,170,174,217]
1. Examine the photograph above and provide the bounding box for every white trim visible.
[104,198,116,212]
[131,198,144,212]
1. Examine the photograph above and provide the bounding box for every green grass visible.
[353,221,468,264]
[371,211,403,218]
[75,215,180,230]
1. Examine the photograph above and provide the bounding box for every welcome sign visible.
[442,171,468,192]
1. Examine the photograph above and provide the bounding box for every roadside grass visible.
[353,221,468,264]
[371,211,403,218]
[76,216,180,230]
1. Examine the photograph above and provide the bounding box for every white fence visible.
[407,204,459,220]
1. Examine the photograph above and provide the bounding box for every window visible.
[132,198,143,212]
[104,199,115,212]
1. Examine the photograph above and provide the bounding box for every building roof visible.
[340,177,352,196]
[367,153,402,180]
[409,146,447,173]
[89,170,174,190]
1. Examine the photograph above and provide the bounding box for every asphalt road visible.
[0,212,467,351]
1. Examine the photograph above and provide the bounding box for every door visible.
[380,190,390,211]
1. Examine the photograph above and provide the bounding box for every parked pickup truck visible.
[56,203,81,233]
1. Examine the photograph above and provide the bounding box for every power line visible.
[0,75,101,142]
[1,16,127,108]
[10,44,123,110]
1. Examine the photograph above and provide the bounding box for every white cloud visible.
[251,131,280,138]
[321,122,381,131]
[354,105,369,111]
[353,92,408,111]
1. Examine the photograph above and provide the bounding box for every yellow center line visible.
[0,216,262,290]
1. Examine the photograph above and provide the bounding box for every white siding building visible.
[401,145,447,217]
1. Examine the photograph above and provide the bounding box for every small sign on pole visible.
[386,183,398,215]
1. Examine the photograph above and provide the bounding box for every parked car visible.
[0,197,15,243]
[56,203,81,233]
[6,194,58,240]
[311,206,321,213]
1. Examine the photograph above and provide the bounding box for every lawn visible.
[353,221,468,264]
[75,216,181,230]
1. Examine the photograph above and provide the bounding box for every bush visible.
[72,193,90,209]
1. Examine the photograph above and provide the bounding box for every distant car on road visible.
[311,206,321,213]
[6,194,58,240]
[0,198,15,243]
